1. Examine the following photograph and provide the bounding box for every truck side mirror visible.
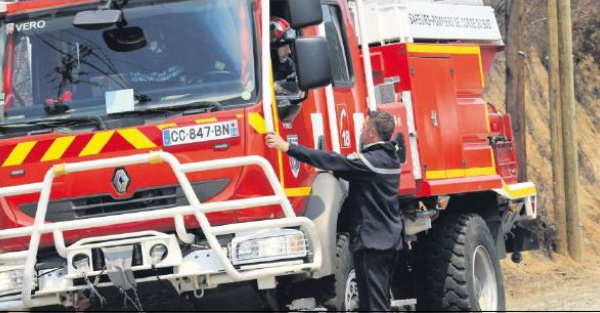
[293,37,333,91]
[285,0,323,29]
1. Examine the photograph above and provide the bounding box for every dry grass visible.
[483,2,600,276]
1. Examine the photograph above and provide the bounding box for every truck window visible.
[0,0,257,124]
[322,4,354,87]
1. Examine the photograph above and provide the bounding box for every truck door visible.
[321,3,359,154]
[409,57,463,180]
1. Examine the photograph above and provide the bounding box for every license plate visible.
[162,120,239,147]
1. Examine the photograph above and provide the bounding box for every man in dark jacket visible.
[266,111,402,311]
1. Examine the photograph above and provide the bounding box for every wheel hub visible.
[472,245,498,311]
[345,269,359,311]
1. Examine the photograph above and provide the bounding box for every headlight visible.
[229,229,308,266]
[72,254,91,273]
[150,244,168,265]
[0,268,24,297]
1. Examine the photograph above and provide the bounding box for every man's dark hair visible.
[368,111,396,141]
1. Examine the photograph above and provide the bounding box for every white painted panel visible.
[401,91,422,180]
[350,0,501,44]
[353,113,365,151]
[310,113,325,150]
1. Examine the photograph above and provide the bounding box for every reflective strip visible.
[248,112,267,135]
[3,142,36,167]
[477,52,486,87]
[41,136,75,162]
[425,170,447,180]
[407,44,480,55]
[285,187,312,198]
[484,102,492,133]
[465,166,496,177]
[196,118,218,124]
[118,129,157,149]
[494,182,537,200]
[426,166,496,180]
[79,131,114,156]
[157,123,177,130]
[357,153,401,175]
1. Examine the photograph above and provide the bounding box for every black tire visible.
[323,233,357,311]
[418,213,506,311]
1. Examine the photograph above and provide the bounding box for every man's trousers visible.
[354,249,400,311]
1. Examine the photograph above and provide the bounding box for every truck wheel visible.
[419,213,505,311]
[323,233,358,311]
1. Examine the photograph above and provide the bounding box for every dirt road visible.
[506,273,600,311]
[503,252,600,311]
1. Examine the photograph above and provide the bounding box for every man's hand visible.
[266,132,291,152]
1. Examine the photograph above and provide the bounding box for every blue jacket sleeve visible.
[287,144,373,181]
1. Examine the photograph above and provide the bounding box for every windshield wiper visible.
[111,101,224,117]
[0,116,107,133]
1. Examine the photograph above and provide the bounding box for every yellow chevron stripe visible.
[248,112,266,135]
[3,142,37,167]
[118,129,157,149]
[196,118,218,124]
[41,136,75,162]
[79,131,115,156]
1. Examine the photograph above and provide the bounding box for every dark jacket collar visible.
[361,141,397,153]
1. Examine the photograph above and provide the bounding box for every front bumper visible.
[1,229,313,310]
[0,152,322,310]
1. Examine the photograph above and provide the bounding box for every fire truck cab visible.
[0,0,537,311]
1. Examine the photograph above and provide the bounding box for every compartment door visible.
[410,57,463,180]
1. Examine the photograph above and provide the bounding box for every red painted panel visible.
[419,175,503,197]
[453,54,484,97]
[365,44,412,93]
[457,98,489,139]
[409,57,463,175]
[6,0,98,14]
[462,144,493,169]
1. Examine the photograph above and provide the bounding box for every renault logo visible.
[112,168,130,194]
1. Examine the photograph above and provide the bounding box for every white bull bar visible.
[0,151,322,309]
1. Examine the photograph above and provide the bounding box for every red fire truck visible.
[0,0,537,311]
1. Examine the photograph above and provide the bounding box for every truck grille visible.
[71,187,178,217]
[20,179,229,222]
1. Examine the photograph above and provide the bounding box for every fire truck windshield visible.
[0,0,257,125]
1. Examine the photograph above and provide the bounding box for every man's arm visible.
[266,132,372,180]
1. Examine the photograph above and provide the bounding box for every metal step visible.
[392,299,417,312]
[392,298,417,312]
[285,298,327,311]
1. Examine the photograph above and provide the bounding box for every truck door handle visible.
[317,135,326,150]
[430,110,439,127]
